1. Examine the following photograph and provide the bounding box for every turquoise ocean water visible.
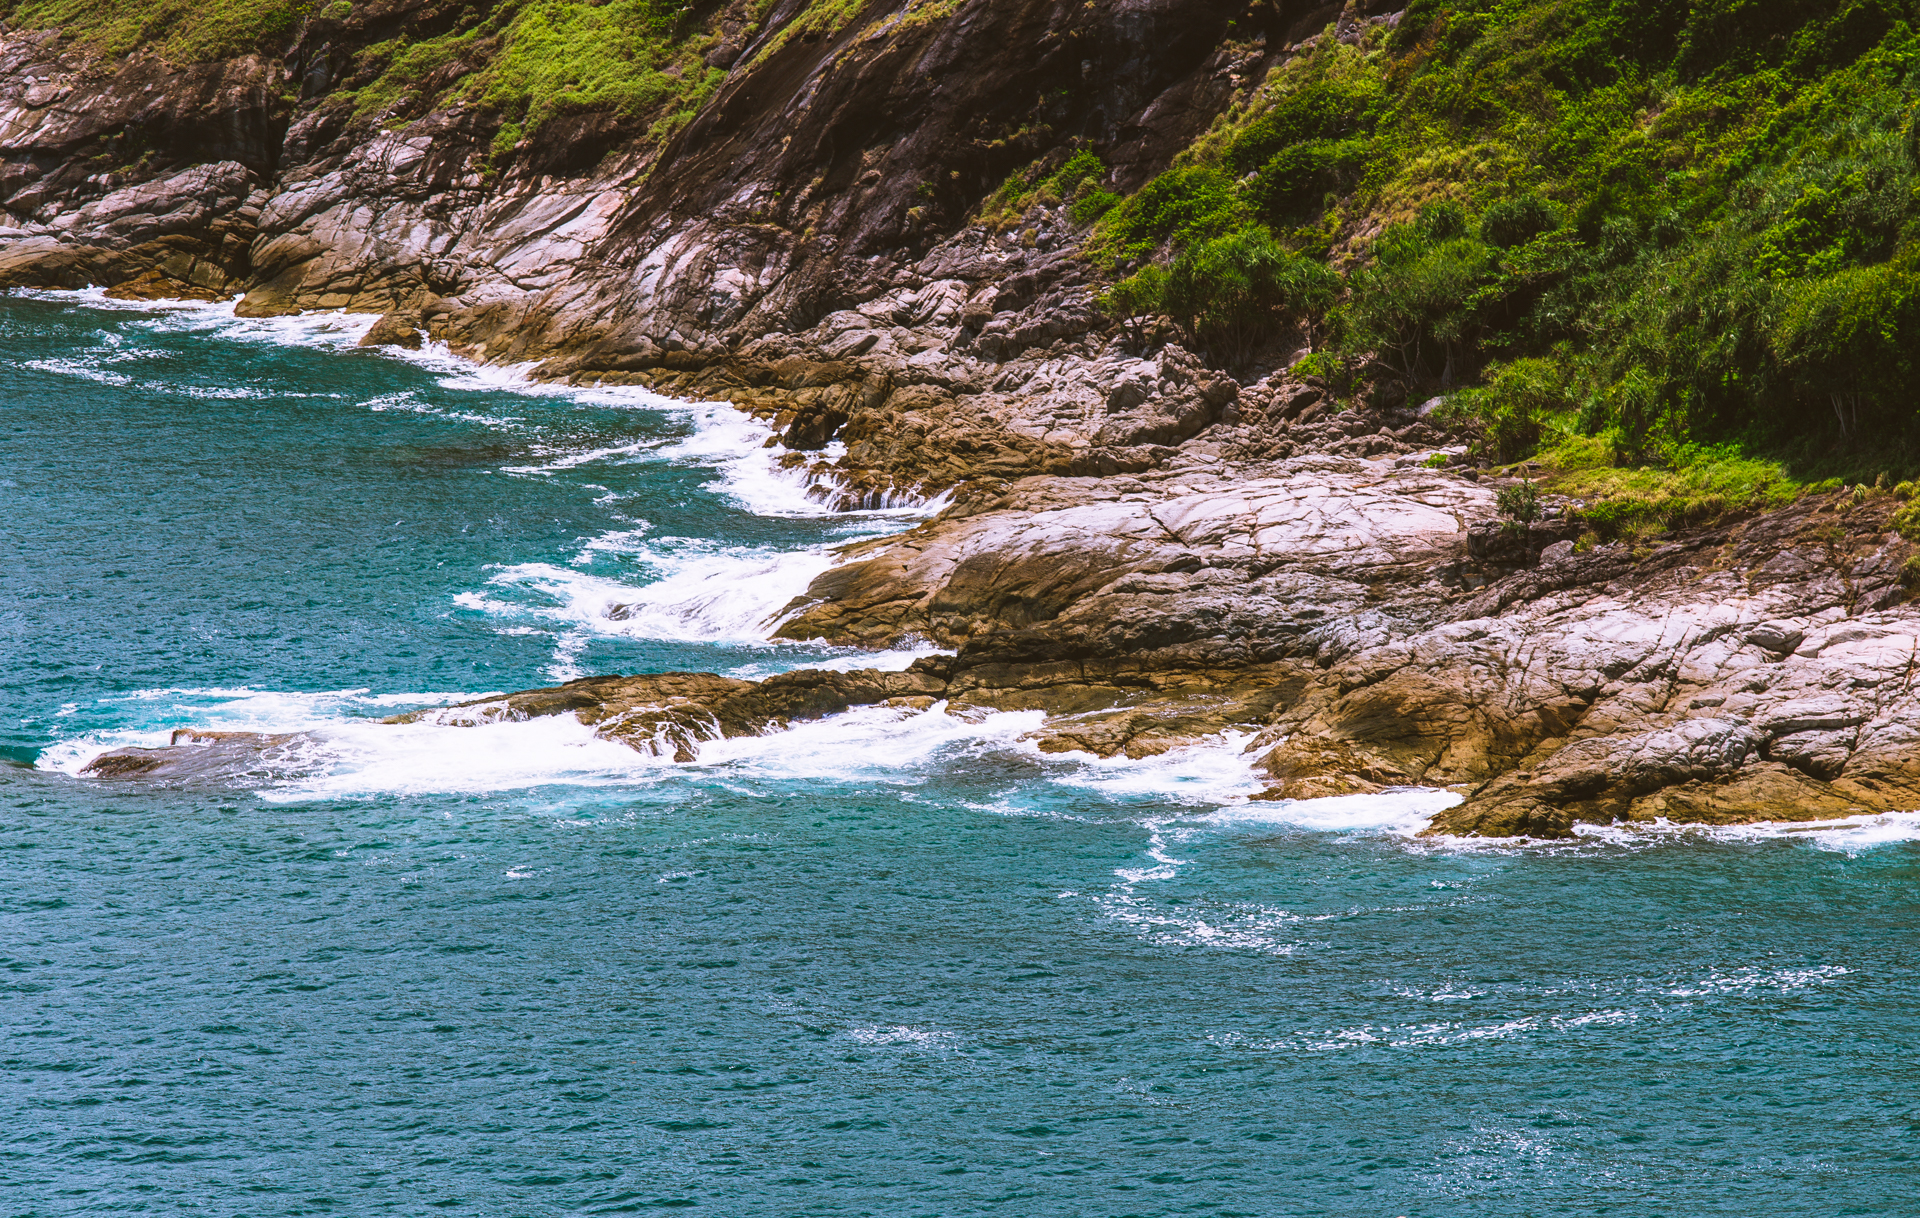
[3,290,1918,1216]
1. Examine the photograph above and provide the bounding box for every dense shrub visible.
[1442,357,1578,462]
[1162,228,1340,367]
[1089,166,1247,262]
[1097,228,1338,367]
[1340,210,1502,388]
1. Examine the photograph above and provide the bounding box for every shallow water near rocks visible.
[4,291,1919,1216]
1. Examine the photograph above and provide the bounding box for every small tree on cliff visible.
[1097,264,1171,350]
[1164,228,1340,368]
[1101,227,1339,368]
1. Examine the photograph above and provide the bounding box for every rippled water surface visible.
[4,291,1918,1216]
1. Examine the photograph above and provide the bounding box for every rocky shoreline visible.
[84,450,1920,838]
[17,2,1920,835]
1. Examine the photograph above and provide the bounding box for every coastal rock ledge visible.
[85,461,1920,838]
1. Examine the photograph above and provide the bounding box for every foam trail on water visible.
[1039,731,1272,808]
[1569,810,1920,855]
[370,340,947,520]
[689,703,1046,782]
[34,686,484,778]
[285,701,1046,799]
[456,542,836,646]
[1206,787,1466,835]
[258,715,664,801]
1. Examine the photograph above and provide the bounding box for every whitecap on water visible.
[843,1025,955,1050]
[689,702,1045,782]
[455,541,839,661]
[1036,730,1271,808]
[1206,787,1465,835]
[1572,811,1920,854]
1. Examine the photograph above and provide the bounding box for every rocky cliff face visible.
[22,0,1920,836]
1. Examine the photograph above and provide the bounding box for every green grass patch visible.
[4,0,733,162]
[0,0,314,61]
[1537,440,1805,539]
[979,149,1118,231]
[741,0,866,70]
[327,0,726,162]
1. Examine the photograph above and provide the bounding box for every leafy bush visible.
[1893,501,1920,543]
[1340,216,1502,388]
[1290,349,1349,388]
[1224,68,1382,176]
[1496,478,1541,529]
[1480,195,1563,249]
[1442,357,1576,462]
[1770,259,1920,438]
[1090,166,1247,263]
[1096,264,1170,349]
[1158,228,1340,368]
[980,150,1118,228]
[1245,138,1372,226]
[1071,189,1122,224]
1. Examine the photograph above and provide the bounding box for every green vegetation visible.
[0,0,315,61]
[3,0,729,165]
[981,149,1121,230]
[1535,437,1807,539]
[1495,476,1540,532]
[342,0,725,155]
[1099,227,1338,368]
[1085,0,1920,531]
[741,0,864,69]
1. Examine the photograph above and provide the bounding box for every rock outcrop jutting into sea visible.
[16,0,1920,835]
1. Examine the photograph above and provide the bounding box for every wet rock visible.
[82,729,306,783]
[359,309,423,348]
[382,668,948,762]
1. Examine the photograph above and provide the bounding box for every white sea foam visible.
[1048,742,1477,954]
[720,643,947,679]
[258,714,663,801]
[1212,962,1851,1057]
[366,340,945,520]
[138,296,381,350]
[689,702,1045,782]
[1215,1007,1643,1054]
[1041,730,1271,808]
[44,686,1049,800]
[1579,811,1920,854]
[1205,786,1464,835]
[10,286,218,313]
[34,686,485,778]
[843,1025,955,1049]
[455,542,837,652]
[22,357,136,385]
[1656,964,1850,998]
[39,687,676,799]
[364,389,529,431]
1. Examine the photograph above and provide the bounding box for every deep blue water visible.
[3,291,1919,1216]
